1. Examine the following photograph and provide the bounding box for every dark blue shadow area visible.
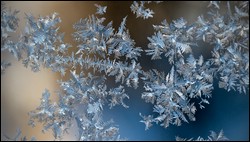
[103,81,249,140]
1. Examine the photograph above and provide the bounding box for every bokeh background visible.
[1,1,249,141]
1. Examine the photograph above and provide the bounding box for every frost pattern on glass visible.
[139,1,248,129]
[1,1,248,141]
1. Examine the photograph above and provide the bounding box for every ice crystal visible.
[1,1,248,141]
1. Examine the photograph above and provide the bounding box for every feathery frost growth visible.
[1,1,248,141]
[139,1,248,130]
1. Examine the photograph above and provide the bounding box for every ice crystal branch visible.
[146,18,194,62]
[29,71,126,140]
[130,1,162,19]
[20,12,71,73]
[72,10,142,88]
[176,130,229,141]
[95,4,107,15]
[1,2,20,61]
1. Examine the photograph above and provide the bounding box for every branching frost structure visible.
[1,1,249,141]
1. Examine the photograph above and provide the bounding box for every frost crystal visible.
[130,1,162,19]
[176,130,229,141]
[1,1,248,141]
[95,4,107,15]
